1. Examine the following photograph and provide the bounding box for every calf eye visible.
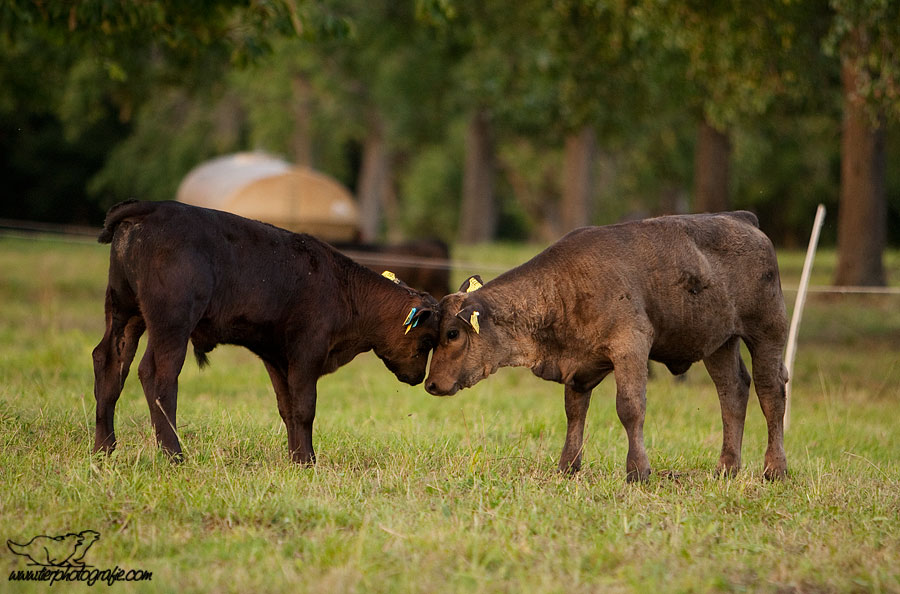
[446,329,459,341]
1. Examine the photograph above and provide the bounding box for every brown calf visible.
[426,212,789,482]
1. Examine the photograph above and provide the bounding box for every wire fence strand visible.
[3,218,900,294]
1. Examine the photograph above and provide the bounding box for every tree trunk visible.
[382,167,401,242]
[458,109,497,244]
[502,155,560,243]
[561,126,596,231]
[834,58,887,286]
[693,118,731,213]
[290,75,314,168]
[357,111,390,242]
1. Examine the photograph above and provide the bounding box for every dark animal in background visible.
[92,200,438,464]
[332,239,452,299]
[426,212,789,482]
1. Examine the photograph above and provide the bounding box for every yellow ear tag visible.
[470,311,480,334]
[382,270,400,284]
[466,277,482,292]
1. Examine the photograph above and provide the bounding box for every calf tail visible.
[98,200,158,244]
[727,210,760,228]
[190,337,213,369]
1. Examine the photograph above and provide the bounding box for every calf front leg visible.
[558,385,592,475]
[284,365,319,466]
[265,361,314,465]
[613,353,650,482]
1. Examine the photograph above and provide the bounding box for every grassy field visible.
[1,234,899,593]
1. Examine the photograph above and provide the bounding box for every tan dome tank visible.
[177,152,360,241]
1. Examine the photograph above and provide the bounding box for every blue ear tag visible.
[403,307,417,334]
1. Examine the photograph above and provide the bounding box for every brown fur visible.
[426,212,789,481]
[92,200,438,464]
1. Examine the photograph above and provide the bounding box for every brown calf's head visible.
[426,275,498,396]
[375,274,440,385]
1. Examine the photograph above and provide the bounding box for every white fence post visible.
[784,204,826,431]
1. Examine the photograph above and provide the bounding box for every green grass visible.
[1,235,899,593]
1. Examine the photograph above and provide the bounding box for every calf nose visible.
[426,378,458,396]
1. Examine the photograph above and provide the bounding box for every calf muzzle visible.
[425,379,458,396]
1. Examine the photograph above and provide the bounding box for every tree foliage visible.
[826,0,900,123]
[1,0,898,251]
[636,0,832,129]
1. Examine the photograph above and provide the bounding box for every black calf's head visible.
[375,273,440,385]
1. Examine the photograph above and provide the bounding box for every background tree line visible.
[1,0,898,285]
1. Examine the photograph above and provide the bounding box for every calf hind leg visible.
[92,309,145,454]
[138,333,190,461]
[747,339,789,480]
[702,337,751,476]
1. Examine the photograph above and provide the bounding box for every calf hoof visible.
[557,459,582,476]
[715,460,741,478]
[716,452,741,478]
[290,451,316,466]
[92,441,116,456]
[763,450,787,480]
[716,466,740,479]
[90,445,115,466]
[625,466,651,483]
[763,463,788,481]
[625,452,651,483]
[164,449,185,464]
[158,441,184,464]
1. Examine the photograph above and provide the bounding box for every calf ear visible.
[456,305,481,334]
[458,275,484,293]
[403,307,433,334]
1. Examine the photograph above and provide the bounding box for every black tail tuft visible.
[194,347,211,369]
